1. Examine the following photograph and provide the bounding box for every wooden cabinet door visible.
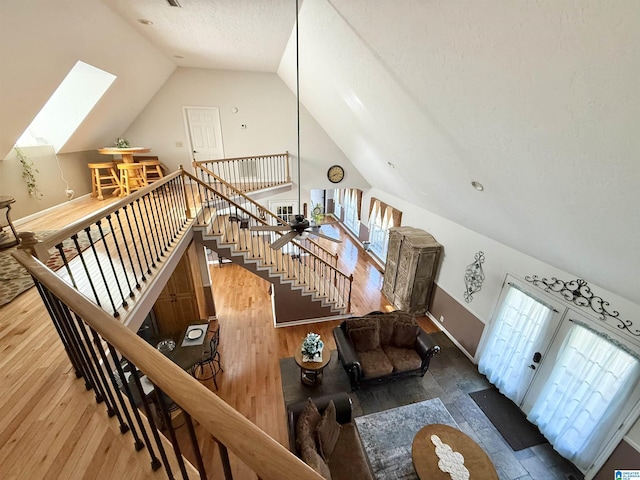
[153,242,202,335]
[382,230,402,300]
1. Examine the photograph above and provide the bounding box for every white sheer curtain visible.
[478,286,554,404]
[527,323,640,471]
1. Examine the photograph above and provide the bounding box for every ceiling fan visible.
[250,0,342,250]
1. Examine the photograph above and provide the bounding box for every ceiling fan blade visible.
[250,225,292,232]
[307,229,342,243]
[270,231,299,250]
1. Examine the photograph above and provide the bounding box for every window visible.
[333,188,342,218]
[368,198,401,260]
[15,61,116,152]
[343,189,361,234]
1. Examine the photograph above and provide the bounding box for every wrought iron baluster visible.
[153,386,189,479]
[132,199,156,272]
[127,360,174,477]
[183,412,208,480]
[140,196,162,263]
[122,205,148,281]
[50,294,105,404]
[96,220,128,309]
[83,225,120,317]
[55,242,78,289]
[106,214,135,299]
[70,233,102,306]
[33,280,86,382]
[110,349,161,467]
[66,307,123,422]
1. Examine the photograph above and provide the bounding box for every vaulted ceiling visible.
[1,0,639,306]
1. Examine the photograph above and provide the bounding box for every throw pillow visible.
[296,397,321,453]
[392,317,419,349]
[301,443,332,480]
[347,324,380,352]
[316,400,342,461]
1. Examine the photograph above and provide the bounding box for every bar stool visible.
[134,156,164,185]
[88,162,121,200]
[117,163,147,196]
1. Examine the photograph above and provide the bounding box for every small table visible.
[412,424,498,479]
[153,323,209,371]
[0,195,19,250]
[294,347,331,386]
[97,147,151,163]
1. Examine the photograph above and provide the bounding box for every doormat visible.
[469,387,547,451]
[353,398,458,480]
[0,227,110,307]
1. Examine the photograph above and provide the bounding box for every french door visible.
[478,274,640,477]
[477,275,565,406]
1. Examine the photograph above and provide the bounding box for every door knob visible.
[532,352,542,363]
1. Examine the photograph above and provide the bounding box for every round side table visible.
[294,347,331,386]
[0,195,19,250]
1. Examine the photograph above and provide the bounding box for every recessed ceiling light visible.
[471,181,484,191]
[138,19,153,25]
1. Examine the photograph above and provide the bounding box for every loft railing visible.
[192,152,291,195]
[19,171,191,320]
[185,167,352,312]
[12,249,323,480]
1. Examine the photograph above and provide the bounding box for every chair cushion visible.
[316,400,342,461]
[392,316,419,349]
[383,345,422,372]
[301,442,332,479]
[357,348,394,378]
[377,314,397,346]
[296,398,321,453]
[347,323,380,353]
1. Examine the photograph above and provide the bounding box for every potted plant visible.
[301,332,324,362]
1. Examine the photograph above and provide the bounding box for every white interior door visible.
[184,107,224,161]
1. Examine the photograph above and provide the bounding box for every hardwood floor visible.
[0,194,437,480]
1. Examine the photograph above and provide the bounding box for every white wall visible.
[123,67,370,206]
[363,187,640,444]
[1,146,97,219]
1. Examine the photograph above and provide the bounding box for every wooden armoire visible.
[382,226,443,314]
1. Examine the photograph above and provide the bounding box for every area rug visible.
[354,398,459,480]
[0,227,110,306]
[469,387,547,451]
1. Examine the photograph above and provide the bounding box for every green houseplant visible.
[14,147,42,198]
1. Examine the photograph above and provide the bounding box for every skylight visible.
[15,61,116,152]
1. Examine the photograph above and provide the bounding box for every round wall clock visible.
[327,164,345,183]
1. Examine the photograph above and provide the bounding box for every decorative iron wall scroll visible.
[525,275,639,337]
[463,251,485,303]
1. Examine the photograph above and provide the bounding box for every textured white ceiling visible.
[103,0,295,71]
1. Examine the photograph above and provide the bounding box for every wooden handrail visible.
[190,164,338,262]
[11,249,323,480]
[183,171,350,277]
[192,152,288,164]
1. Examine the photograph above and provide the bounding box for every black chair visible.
[191,326,223,389]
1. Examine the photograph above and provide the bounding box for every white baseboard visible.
[15,193,92,227]
[274,313,353,328]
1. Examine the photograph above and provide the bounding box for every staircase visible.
[189,155,352,323]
